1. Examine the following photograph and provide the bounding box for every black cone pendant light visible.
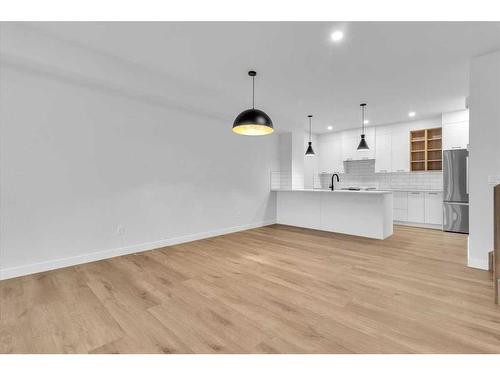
[357,103,369,150]
[305,115,315,155]
[232,71,274,136]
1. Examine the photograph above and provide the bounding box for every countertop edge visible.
[272,189,443,193]
[271,189,393,194]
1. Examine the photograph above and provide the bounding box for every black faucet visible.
[330,173,340,191]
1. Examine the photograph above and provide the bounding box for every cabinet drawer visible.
[393,208,408,222]
[393,191,408,209]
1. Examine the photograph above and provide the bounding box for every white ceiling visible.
[26,22,500,133]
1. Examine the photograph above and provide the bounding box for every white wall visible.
[277,131,305,189]
[0,26,279,279]
[279,133,293,173]
[468,50,500,269]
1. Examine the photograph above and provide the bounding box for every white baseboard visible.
[467,257,489,271]
[0,220,276,280]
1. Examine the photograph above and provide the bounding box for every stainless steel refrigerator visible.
[443,149,469,233]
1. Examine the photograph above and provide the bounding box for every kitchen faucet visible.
[330,173,340,191]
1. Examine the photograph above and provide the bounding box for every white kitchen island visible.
[274,189,393,239]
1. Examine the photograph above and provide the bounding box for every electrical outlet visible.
[116,225,125,235]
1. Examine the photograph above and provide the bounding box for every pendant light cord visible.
[361,105,365,134]
[309,117,312,142]
[360,103,367,134]
[307,115,313,142]
[252,76,255,109]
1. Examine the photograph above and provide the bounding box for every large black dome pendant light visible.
[357,103,369,150]
[232,71,274,136]
[305,115,315,155]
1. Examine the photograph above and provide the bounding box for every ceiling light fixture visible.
[364,120,369,125]
[327,126,333,130]
[331,30,344,42]
[232,71,273,136]
[357,103,369,150]
[305,115,315,156]
[408,111,416,118]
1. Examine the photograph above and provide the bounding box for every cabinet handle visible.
[427,192,438,195]
[410,192,421,195]
[397,169,405,172]
[452,146,462,149]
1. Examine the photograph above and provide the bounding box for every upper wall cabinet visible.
[391,130,410,172]
[443,121,469,150]
[341,136,358,161]
[374,131,392,173]
[442,109,468,124]
[331,137,344,173]
[318,135,344,174]
[442,110,469,150]
[315,116,456,175]
[318,137,334,173]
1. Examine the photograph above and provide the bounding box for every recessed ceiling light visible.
[330,30,344,42]
[363,120,369,125]
[408,111,416,118]
[327,126,333,130]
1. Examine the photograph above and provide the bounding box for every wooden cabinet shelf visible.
[410,127,442,171]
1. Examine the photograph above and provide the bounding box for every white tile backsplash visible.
[319,159,443,191]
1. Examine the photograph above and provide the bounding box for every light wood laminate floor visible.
[1,224,499,353]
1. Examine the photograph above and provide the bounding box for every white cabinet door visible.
[332,137,344,173]
[442,110,468,124]
[393,191,408,209]
[341,136,357,161]
[394,209,408,222]
[391,130,410,172]
[443,121,469,150]
[425,192,443,225]
[375,132,392,173]
[319,136,344,173]
[393,192,408,222]
[318,138,335,173]
[407,191,425,223]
